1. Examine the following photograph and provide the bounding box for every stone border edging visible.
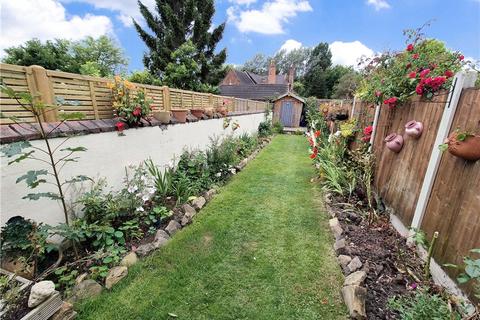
[0,110,266,144]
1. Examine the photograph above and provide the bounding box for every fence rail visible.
[0,63,270,124]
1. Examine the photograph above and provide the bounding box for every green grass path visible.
[77,135,346,320]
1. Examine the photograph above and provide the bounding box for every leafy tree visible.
[163,41,201,90]
[272,47,312,78]
[324,65,351,98]
[332,70,362,99]
[134,0,226,86]
[128,70,162,86]
[303,42,332,98]
[2,36,127,77]
[70,36,128,77]
[241,53,269,74]
[3,39,74,71]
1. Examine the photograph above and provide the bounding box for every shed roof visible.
[273,92,305,103]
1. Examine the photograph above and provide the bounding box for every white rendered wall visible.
[1,113,265,226]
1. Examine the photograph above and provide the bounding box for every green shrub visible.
[388,290,461,320]
[272,121,284,133]
[258,120,272,137]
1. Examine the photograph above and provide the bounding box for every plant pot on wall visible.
[171,109,188,123]
[384,133,404,153]
[405,120,423,139]
[152,111,171,124]
[204,108,214,118]
[445,132,480,161]
[190,109,205,119]
[216,106,228,117]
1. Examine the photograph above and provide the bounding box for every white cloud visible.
[329,41,374,67]
[227,0,312,35]
[229,0,257,5]
[0,0,113,57]
[60,0,156,27]
[366,0,390,11]
[279,39,302,53]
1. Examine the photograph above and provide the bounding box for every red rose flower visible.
[115,121,125,131]
[412,53,419,59]
[444,70,454,78]
[459,55,464,61]
[415,83,424,95]
[406,44,414,52]
[132,107,142,117]
[363,126,373,136]
[419,69,430,78]
[314,130,321,138]
[384,97,398,108]
[408,72,417,79]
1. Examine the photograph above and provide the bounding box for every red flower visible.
[406,63,412,69]
[419,69,430,78]
[459,55,464,61]
[415,83,424,95]
[375,90,382,97]
[132,107,142,117]
[363,126,373,136]
[444,70,454,78]
[412,54,419,59]
[115,121,125,131]
[308,137,314,146]
[361,136,371,142]
[314,130,321,138]
[408,72,417,79]
[383,97,398,107]
[309,147,318,159]
[406,44,414,52]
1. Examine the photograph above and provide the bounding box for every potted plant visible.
[204,108,214,118]
[215,106,228,117]
[171,109,188,123]
[190,108,205,119]
[152,111,171,124]
[439,130,480,161]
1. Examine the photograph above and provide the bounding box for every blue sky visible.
[1,0,479,72]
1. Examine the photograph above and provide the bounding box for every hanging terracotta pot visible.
[384,133,404,153]
[152,111,171,124]
[405,120,423,138]
[446,133,480,161]
[171,109,188,123]
[190,108,205,119]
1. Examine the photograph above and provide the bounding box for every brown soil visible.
[327,197,428,319]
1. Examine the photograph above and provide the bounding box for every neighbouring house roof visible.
[230,70,288,85]
[219,84,289,101]
[273,92,306,103]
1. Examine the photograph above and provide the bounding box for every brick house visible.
[219,61,294,101]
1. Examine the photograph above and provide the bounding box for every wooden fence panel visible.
[371,93,447,225]
[0,65,35,124]
[420,88,480,299]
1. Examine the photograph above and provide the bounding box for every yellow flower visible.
[106,82,115,89]
[114,75,121,82]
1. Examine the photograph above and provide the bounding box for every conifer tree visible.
[133,0,226,86]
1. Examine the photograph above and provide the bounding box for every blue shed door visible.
[280,101,294,127]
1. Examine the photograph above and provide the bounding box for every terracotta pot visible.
[447,133,480,161]
[204,108,214,117]
[405,120,423,138]
[384,133,404,153]
[190,108,205,119]
[216,106,228,116]
[152,111,171,124]
[1,258,34,279]
[171,109,188,123]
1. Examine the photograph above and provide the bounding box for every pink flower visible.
[383,97,398,108]
[444,70,454,78]
[419,69,430,78]
[375,90,382,97]
[364,126,373,136]
[459,55,464,61]
[415,83,424,95]
[406,44,414,52]
[132,107,142,117]
[115,121,125,131]
[412,53,419,59]
[408,72,417,79]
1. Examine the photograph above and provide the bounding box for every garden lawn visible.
[77,135,347,320]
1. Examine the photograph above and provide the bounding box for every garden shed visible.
[272,92,305,128]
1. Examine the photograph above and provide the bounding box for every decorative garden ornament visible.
[405,120,423,138]
[444,132,480,161]
[384,133,404,153]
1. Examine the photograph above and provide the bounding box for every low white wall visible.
[1,113,265,226]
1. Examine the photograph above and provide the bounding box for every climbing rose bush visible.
[357,29,467,107]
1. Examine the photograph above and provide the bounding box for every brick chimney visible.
[288,66,295,89]
[268,60,276,84]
